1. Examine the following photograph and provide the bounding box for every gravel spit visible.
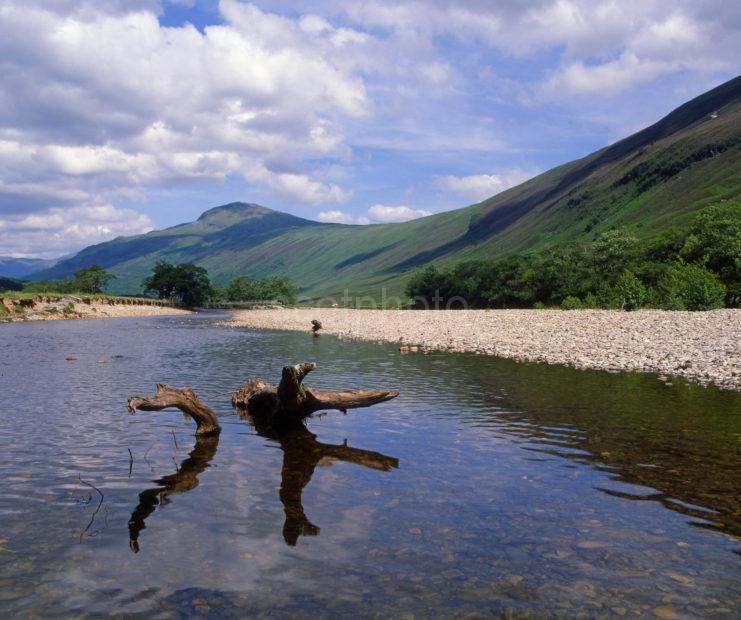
[225,308,741,391]
[1,296,192,322]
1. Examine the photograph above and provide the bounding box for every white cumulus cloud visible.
[338,0,740,98]
[317,210,355,224]
[316,204,432,225]
[434,170,534,202]
[247,166,351,205]
[1,0,739,258]
[367,204,432,223]
[0,0,372,254]
[0,205,153,259]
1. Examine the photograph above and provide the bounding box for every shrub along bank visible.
[406,202,740,310]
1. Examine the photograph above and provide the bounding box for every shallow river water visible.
[0,313,739,618]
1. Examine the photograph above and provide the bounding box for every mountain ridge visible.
[29,75,741,299]
[0,256,60,278]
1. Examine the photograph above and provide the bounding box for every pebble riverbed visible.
[225,308,741,391]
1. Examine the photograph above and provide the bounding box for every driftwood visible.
[232,362,398,423]
[125,362,398,547]
[127,384,221,436]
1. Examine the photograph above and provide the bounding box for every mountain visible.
[31,76,741,300]
[0,256,59,278]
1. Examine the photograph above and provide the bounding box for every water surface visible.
[0,313,739,618]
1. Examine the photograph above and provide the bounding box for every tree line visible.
[6,261,298,308]
[7,201,737,311]
[23,265,116,295]
[140,261,298,307]
[406,202,740,310]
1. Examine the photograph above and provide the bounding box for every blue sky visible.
[0,0,738,257]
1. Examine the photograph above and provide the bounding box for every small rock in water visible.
[653,605,678,620]
[666,572,693,586]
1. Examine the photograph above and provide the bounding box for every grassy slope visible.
[32,76,741,300]
[462,99,741,260]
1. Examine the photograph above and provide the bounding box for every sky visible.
[0,0,738,258]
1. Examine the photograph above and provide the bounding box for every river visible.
[0,313,739,617]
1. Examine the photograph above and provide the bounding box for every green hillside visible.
[32,76,741,301]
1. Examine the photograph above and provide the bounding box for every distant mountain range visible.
[0,256,59,279]
[29,76,741,300]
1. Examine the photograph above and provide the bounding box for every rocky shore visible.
[0,295,191,322]
[225,308,741,391]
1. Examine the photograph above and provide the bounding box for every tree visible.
[141,261,178,299]
[402,206,737,311]
[226,275,298,304]
[226,275,261,302]
[0,276,24,292]
[72,265,115,294]
[680,202,741,306]
[592,229,639,277]
[266,276,298,304]
[172,263,213,307]
[615,270,646,310]
[405,266,452,308]
[142,261,213,307]
[210,283,227,303]
[657,263,726,311]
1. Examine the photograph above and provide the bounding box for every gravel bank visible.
[1,296,191,322]
[225,308,741,391]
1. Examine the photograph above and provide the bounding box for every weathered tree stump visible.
[231,361,399,424]
[127,384,221,436]
[125,363,398,548]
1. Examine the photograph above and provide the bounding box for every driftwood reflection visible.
[127,418,398,549]
[128,435,219,552]
[243,410,399,545]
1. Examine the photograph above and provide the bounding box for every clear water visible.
[0,313,739,618]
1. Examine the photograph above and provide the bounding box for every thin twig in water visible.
[78,473,105,543]
[171,430,178,450]
[143,442,155,472]
[127,447,133,478]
